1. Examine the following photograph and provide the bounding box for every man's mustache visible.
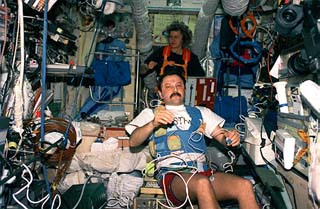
[170,92,182,98]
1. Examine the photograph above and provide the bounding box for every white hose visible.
[13,0,25,130]
[221,0,249,17]
[131,0,153,62]
[10,0,25,159]
[191,0,219,59]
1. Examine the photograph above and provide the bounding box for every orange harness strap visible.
[160,46,190,78]
[228,12,257,39]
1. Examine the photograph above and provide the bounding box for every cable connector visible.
[260,138,266,148]
[2,169,16,184]
[226,138,232,146]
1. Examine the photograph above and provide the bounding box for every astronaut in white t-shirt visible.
[125,67,259,209]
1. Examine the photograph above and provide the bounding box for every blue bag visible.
[213,96,248,124]
[92,59,131,87]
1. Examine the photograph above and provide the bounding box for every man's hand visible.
[129,106,174,147]
[140,62,158,76]
[152,106,175,128]
[225,130,240,147]
[211,127,240,147]
[147,61,158,70]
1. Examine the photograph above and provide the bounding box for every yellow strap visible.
[293,129,310,165]
[160,46,171,75]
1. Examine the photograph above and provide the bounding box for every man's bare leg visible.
[212,172,259,209]
[170,173,221,209]
[168,172,259,209]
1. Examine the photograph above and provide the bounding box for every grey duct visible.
[130,0,155,100]
[191,0,219,60]
[130,0,153,63]
[221,0,249,17]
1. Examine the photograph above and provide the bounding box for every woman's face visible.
[158,74,185,106]
[168,30,183,49]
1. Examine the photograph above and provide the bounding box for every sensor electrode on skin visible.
[226,138,232,146]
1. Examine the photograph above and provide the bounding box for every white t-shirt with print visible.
[125,105,225,138]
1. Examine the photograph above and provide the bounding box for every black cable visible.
[0,152,12,174]
[6,11,18,67]
[0,136,63,186]
[258,110,298,209]
[259,146,298,209]
[236,20,243,121]
[0,63,14,115]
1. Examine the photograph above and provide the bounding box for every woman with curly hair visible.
[143,21,205,78]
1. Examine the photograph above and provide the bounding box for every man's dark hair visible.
[158,66,186,91]
[165,21,192,47]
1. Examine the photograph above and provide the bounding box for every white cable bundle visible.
[12,164,61,209]
[107,172,143,208]
[221,0,249,16]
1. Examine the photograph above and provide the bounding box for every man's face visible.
[169,31,183,49]
[159,74,185,105]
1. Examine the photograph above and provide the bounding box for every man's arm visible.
[129,122,156,147]
[130,107,174,147]
[210,126,240,147]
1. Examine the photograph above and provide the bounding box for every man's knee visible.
[194,175,212,191]
[240,178,254,191]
